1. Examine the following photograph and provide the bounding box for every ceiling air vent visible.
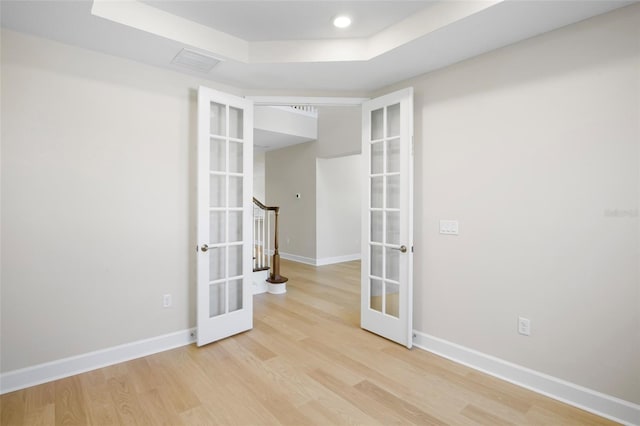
[171,48,221,73]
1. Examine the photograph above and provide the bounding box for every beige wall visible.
[316,155,362,260]
[265,141,318,260]
[253,151,266,202]
[380,4,640,403]
[0,29,240,371]
[316,106,361,159]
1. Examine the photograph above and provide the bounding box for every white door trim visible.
[246,96,368,106]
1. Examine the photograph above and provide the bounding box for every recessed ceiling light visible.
[333,15,352,29]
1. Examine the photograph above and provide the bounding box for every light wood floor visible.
[1,260,617,425]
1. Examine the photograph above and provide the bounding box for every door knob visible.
[201,244,209,252]
[394,245,407,253]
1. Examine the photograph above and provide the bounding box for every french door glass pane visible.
[209,211,225,243]
[228,245,243,277]
[229,142,243,173]
[371,177,383,208]
[386,211,399,244]
[229,107,244,139]
[370,245,382,277]
[371,108,384,140]
[209,282,225,318]
[386,175,400,209]
[210,138,225,172]
[229,176,243,208]
[371,211,383,243]
[386,138,400,173]
[370,279,382,312]
[371,141,383,174]
[229,279,243,312]
[385,282,399,318]
[385,247,399,281]
[387,103,400,138]
[228,211,242,243]
[210,175,225,207]
[209,247,225,281]
[210,102,226,137]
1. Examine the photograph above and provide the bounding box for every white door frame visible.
[246,93,414,349]
[247,96,368,107]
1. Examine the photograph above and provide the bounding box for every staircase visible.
[253,197,288,294]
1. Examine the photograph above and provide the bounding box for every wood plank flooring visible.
[1,260,618,425]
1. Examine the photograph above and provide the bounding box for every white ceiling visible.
[1,0,636,92]
[141,1,434,41]
[254,128,315,152]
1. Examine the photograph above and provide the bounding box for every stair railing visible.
[253,200,269,271]
[253,198,288,284]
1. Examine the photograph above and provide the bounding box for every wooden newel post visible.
[267,207,288,284]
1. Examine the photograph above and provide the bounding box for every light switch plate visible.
[439,220,459,235]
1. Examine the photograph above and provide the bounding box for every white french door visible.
[197,87,253,346]
[361,88,414,348]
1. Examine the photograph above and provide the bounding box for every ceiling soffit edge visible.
[91,0,504,64]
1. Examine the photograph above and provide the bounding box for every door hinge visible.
[411,246,414,253]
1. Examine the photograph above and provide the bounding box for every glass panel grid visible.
[386,103,400,138]
[210,102,226,137]
[370,279,383,312]
[210,138,225,172]
[210,211,225,244]
[210,175,225,208]
[209,246,225,282]
[385,282,399,318]
[229,107,244,140]
[229,176,243,208]
[371,211,383,243]
[228,211,242,243]
[371,108,384,141]
[229,279,243,313]
[209,282,226,317]
[369,102,404,316]
[229,141,243,173]
[228,245,243,278]
[386,138,400,173]
[371,141,383,175]
[370,245,383,278]
[208,101,247,320]
[386,211,399,245]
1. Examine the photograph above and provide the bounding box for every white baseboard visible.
[316,253,361,266]
[253,269,269,295]
[267,282,287,294]
[412,331,640,426]
[280,252,361,267]
[279,252,316,266]
[0,328,196,395]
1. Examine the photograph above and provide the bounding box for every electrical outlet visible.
[518,316,531,336]
[163,294,172,308]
